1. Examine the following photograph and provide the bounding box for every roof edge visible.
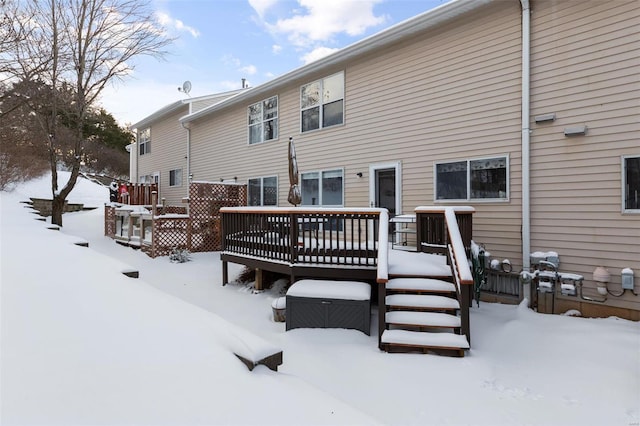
[130,89,245,130]
[181,0,495,124]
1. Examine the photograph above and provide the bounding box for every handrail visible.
[444,208,474,287]
[220,206,386,215]
[376,209,389,284]
[443,207,473,345]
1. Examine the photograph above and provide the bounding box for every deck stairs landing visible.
[379,253,470,357]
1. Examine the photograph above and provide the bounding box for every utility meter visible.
[621,268,634,290]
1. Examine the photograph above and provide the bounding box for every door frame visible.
[369,161,402,215]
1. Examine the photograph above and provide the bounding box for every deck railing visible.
[442,207,475,344]
[414,206,474,255]
[220,207,385,281]
[120,183,158,205]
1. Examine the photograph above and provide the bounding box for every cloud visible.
[222,54,242,67]
[301,46,340,65]
[239,65,258,75]
[248,0,279,19]
[155,11,200,38]
[268,0,387,46]
[272,44,282,54]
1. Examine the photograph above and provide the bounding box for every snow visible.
[381,329,470,349]
[445,207,474,283]
[387,250,451,277]
[287,280,371,301]
[2,173,640,426]
[386,277,456,292]
[386,294,460,309]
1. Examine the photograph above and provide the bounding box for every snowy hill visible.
[1,174,639,425]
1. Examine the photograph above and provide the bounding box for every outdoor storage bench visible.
[286,279,371,335]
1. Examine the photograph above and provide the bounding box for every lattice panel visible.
[188,182,247,252]
[104,206,116,237]
[145,217,190,258]
[163,206,188,215]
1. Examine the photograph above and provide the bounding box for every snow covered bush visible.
[169,247,191,263]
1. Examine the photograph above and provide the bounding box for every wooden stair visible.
[379,276,470,357]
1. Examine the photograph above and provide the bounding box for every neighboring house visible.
[131,0,639,320]
[129,90,245,206]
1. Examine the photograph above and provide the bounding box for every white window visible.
[139,173,159,184]
[435,156,508,201]
[300,72,344,133]
[139,128,150,155]
[169,168,182,187]
[248,96,278,144]
[301,169,343,206]
[248,176,278,206]
[623,155,640,213]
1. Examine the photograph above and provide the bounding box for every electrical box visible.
[621,269,634,290]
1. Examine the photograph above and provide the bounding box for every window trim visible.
[139,172,159,185]
[169,168,182,187]
[299,71,345,133]
[622,155,640,214]
[139,128,150,155]
[247,95,279,145]
[434,155,510,203]
[247,175,278,206]
[300,168,345,207]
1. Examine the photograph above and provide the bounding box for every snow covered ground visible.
[2,174,639,425]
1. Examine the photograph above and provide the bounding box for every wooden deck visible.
[220,206,476,357]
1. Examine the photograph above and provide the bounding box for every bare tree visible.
[1,0,171,225]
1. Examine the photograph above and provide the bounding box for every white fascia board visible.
[180,0,495,125]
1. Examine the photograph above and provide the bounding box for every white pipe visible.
[520,0,531,301]
[181,121,191,183]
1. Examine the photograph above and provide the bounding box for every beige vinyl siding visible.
[188,1,524,265]
[137,106,189,205]
[342,1,523,266]
[529,0,640,310]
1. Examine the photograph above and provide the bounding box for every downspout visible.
[182,121,191,186]
[520,0,532,302]
[184,103,193,184]
[135,134,139,184]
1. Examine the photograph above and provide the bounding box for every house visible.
[129,89,245,205]
[130,0,640,321]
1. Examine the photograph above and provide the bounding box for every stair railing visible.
[443,207,475,345]
[376,209,390,348]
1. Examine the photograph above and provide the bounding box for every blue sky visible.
[100,0,448,125]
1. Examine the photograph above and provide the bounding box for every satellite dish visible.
[178,80,192,95]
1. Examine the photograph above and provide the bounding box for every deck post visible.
[151,191,157,216]
[255,268,263,290]
[378,281,386,350]
[222,260,228,286]
[289,213,298,264]
[461,285,471,346]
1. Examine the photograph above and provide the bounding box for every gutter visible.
[520,0,531,298]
